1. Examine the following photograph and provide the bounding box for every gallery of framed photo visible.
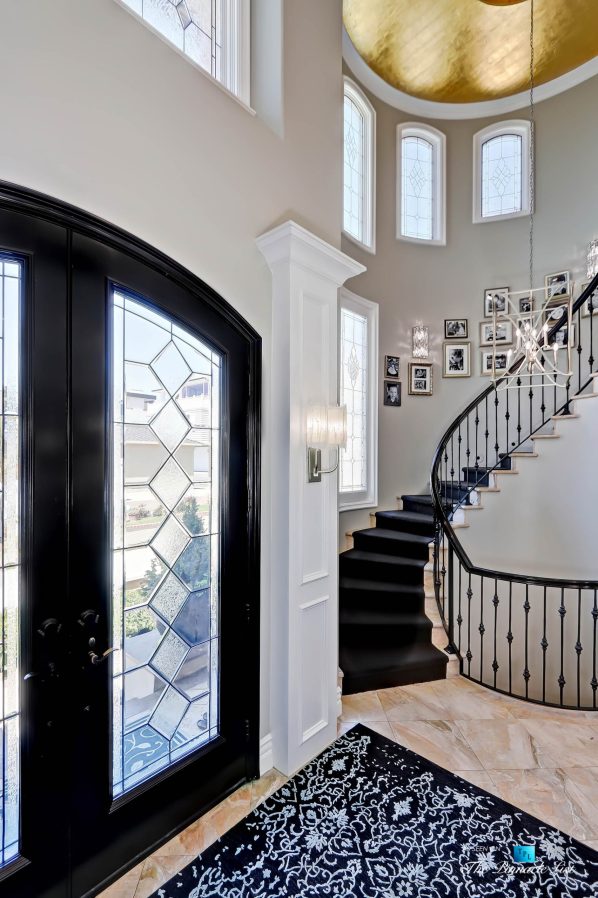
[480,320,513,347]
[519,295,534,314]
[384,355,400,378]
[444,319,468,339]
[383,380,402,406]
[544,299,570,328]
[545,270,570,300]
[547,323,576,349]
[484,287,509,318]
[443,342,470,378]
[408,362,433,396]
[481,350,509,376]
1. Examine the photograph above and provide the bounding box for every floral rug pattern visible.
[151,724,598,897]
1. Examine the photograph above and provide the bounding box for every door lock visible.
[88,647,119,666]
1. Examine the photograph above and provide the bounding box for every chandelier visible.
[491,0,573,392]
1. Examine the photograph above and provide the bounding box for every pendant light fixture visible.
[492,0,573,391]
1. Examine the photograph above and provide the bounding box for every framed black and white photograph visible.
[444,319,468,339]
[481,350,509,376]
[519,295,534,314]
[384,355,400,378]
[408,362,433,396]
[480,320,513,346]
[544,300,569,327]
[579,283,598,317]
[484,287,509,318]
[443,342,470,378]
[383,380,402,406]
[548,323,576,349]
[545,270,570,300]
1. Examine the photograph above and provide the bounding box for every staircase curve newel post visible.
[446,543,457,655]
[257,221,365,776]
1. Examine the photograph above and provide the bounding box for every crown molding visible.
[343,27,598,121]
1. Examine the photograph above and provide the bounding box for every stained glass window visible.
[401,136,434,241]
[343,79,375,250]
[117,0,249,101]
[0,258,21,867]
[340,307,368,494]
[481,133,522,219]
[112,290,220,798]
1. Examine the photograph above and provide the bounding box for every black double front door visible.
[0,186,260,898]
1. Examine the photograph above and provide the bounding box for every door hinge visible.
[244,718,251,743]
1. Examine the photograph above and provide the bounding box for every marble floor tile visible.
[134,855,196,898]
[583,841,598,852]
[341,691,386,721]
[520,719,598,768]
[429,680,514,720]
[250,769,288,809]
[390,719,484,770]
[377,683,449,722]
[486,768,598,841]
[157,784,252,856]
[100,862,144,898]
[452,769,500,794]
[456,719,538,770]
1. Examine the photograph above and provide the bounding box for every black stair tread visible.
[340,611,433,627]
[356,527,431,545]
[340,549,427,567]
[375,510,435,526]
[341,642,448,673]
[340,576,425,595]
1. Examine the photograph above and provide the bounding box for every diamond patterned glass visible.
[401,136,434,240]
[344,93,365,243]
[481,133,522,218]
[0,258,21,867]
[119,0,223,86]
[112,290,221,797]
[340,307,368,494]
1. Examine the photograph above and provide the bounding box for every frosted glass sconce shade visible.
[412,325,430,359]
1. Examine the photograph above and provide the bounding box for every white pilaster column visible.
[257,221,365,775]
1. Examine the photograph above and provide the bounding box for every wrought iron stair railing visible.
[431,273,598,710]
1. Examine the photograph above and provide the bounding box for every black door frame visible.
[0,181,261,898]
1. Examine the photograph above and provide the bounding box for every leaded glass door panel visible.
[0,186,260,898]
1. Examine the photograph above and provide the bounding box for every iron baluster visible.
[479,577,485,684]
[576,588,583,709]
[492,578,499,689]
[508,582,513,696]
[592,589,598,710]
[541,586,547,703]
[516,380,522,448]
[523,585,530,699]
[558,588,566,706]
[446,543,456,654]
[466,573,473,678]
[494,387,499,467]
[457,562,463,654]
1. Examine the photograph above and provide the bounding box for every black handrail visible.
[431,270,598,590]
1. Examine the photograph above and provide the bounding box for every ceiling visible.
[343,0,598,104]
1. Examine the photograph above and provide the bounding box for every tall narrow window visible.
[397,123,446,245]
[116,0,250,104]
[343,78,376,252]
[0,258,21,867]
[473,121,531,223]
[339,289,378,511]
[112,289,220,798]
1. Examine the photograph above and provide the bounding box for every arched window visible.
[473,121,532,222]
[116,0,250,104]
[343,77,376,252]
[396,123,446,245]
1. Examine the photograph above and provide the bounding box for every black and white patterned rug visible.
[151,724,598,897]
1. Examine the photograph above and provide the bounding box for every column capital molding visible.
[257,220,365,286]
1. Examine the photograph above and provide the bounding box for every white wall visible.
[340,69,598,538]
[458,388,598,581]
[0,0,344,742]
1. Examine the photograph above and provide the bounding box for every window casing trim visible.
[343,77,377,254]
[338,288,379,512]
[396,122,446,246]
[473,120,532,224]
[113,0,251,110]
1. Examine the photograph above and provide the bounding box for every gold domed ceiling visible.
[343,0,598,104]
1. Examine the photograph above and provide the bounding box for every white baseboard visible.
[259,733,273,775]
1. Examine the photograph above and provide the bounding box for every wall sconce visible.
[412,325,429,359]
[587,239,598,280]
[306,405,347,483]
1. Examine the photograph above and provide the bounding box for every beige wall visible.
[341,70,598,539]
[0,0,345,740]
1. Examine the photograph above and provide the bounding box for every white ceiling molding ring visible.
[343,27,598,121]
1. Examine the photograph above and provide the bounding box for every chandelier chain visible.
[529,0,535,293]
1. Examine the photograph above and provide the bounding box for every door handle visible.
[88,647,119,666]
